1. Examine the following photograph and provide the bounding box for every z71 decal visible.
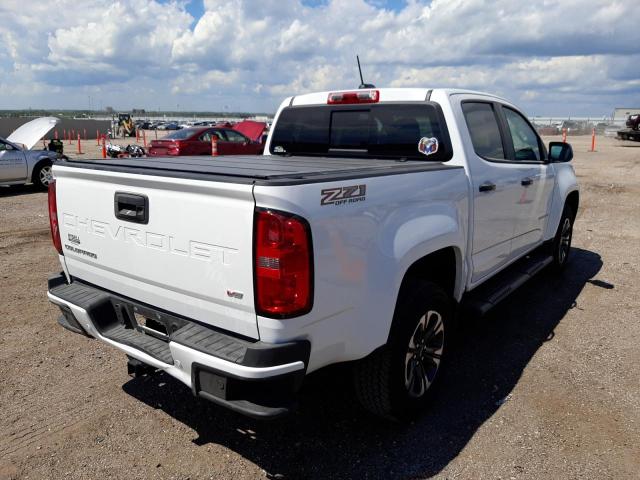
[321,184,367,206]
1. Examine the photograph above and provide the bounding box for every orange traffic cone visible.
[211,136,218,156]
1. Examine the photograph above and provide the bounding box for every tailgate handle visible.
[114,192,149,224]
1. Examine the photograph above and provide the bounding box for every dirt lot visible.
[1,135,638,479]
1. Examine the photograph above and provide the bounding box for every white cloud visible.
[170,69,240,94]
[0,0,638,115]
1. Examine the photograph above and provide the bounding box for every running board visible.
[463,250,553,317]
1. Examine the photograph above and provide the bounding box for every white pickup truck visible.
[47,88,578,419]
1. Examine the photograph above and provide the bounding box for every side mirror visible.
[548,142,573,162]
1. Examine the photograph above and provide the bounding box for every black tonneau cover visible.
[57,155,461,186]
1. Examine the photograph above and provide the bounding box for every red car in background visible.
[148,121,266,157]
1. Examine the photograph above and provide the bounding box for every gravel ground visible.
[0,135,638,479]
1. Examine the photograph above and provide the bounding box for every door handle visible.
[521,177,533,186]
[479,182,496,192]
[114,192,149,224]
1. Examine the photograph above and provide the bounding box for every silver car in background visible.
[0,117,61,189]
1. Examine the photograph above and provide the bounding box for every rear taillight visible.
[48,179,63,255]
[254,208,313,318]
[327,89,379,104]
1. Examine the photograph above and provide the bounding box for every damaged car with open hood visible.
[0,117,63,189]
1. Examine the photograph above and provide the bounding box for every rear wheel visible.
[33,162,53,190]
[353,280,451,419]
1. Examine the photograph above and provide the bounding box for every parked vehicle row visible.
[134,119,267,131]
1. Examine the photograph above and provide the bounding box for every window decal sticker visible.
[418,137,438,156]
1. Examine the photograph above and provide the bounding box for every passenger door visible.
[0,140,27,182]
[500,106,556,257]
[223,129,251,155]
[195,129,215,155]
[460,101,532,284]
[213,130,234,155]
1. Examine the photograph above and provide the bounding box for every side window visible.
[0,141,14,151]
[224,130,248,143]
[503,107,541,161]
[462,102,505,160]
[199,130,224,142]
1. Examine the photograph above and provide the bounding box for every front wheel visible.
[551,204,574,271]
[33,162,53,190]
[353,280,452,419]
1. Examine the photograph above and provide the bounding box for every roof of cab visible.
[287,87,510,107]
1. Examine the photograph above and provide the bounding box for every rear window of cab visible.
[269,103,453,162]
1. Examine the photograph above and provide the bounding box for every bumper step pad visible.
[103,324,173,364]
[49,279,174,364]
[48,274,311,419]
[172,322,249,364]
[48,276,310,368]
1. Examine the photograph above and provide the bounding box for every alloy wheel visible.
[404,310,445,398]
[39,165,53,186]
[558,217,572,264]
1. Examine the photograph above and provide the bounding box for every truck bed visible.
[57,155,460,185]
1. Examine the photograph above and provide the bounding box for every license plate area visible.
[111,299,188,341]
[134,311,169,339]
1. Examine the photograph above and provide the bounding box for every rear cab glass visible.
[269,103,453,162]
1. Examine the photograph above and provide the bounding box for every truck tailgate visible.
[53,164,259,339]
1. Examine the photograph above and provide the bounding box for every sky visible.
[0,0,638,117]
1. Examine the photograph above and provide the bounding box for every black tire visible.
[353,280,452,419]
[551,204,574,271]
[32,162,53,190]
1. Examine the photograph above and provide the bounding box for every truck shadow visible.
[123,247,603,479]
[0,185,43,198]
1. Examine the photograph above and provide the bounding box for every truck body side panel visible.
[253,166,468,372]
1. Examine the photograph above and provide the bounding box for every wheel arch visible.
[386,246,460,344]
[400,246,461,300]
[30,157,53,184]
[544,161,579,241]
[565,190,579,219]
[547,187,579,238]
